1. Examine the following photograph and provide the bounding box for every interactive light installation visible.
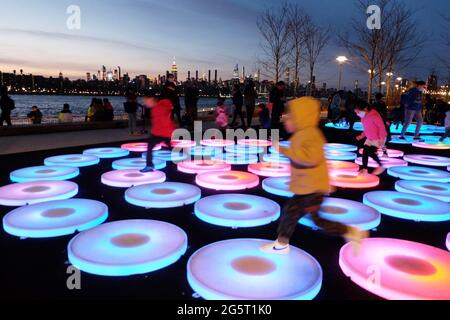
[237,139,272,147]
[363,191,450,222]
[194,194,280,228]
[10,166,79,183]
[83,148,129,159]
[262,177,293,197]
[187,239,323,300]
[325,150,357,161]
[112,158,166,170]
[324,143,358,152]
[412,141,450,150]
[68,220,188,276]
[3,199,108,238]
[44,154,100,167]
[101,170,166,188]
[200,139,235,147]
[403,155,450,167]
[225,145,264,155]
[171,140,197,148]
[248,162,291,177]
[120,143,162,152]
[269,141,291,153]
[196,171,259,191]
[388,166,450,183]
[339,238,450,300]
[188,146,222,157]
[326,161,360,172]
[147,150,189,162]
[329,171,380,189]
[390,135,416,144]
[0,181,78,206]
[354,157,408,168]
[212,153,259,165]
[177,160,231,175]
[125,182,201,208]
[395,180,450,202]
[263,153,291,164]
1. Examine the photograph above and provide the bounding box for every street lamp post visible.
[336,56,348,90]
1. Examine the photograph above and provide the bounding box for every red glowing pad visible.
[248,162,291,177]
[177,160,231,175]
[237,139,272,147]
[196,171,259,191]
[327,161,360,172]
[121,143,162,152]
[329,171,380,189]
[171,140,197,148]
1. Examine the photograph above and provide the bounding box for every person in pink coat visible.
[355,101,388,176]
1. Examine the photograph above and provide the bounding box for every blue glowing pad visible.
[363,191,450,222]
[355,157,408,168]
[325,150,357,161]
[187,239,322,300]
[299,198,380,231]
[3,199,108,238]
[269,141,291,153]
[194,194,280,228]
[68,220,187,276]
[44,154,100,167]
[112,158,166,170]
[388,166,450,183]
[389,124,439,135]
[125,182,201,208]
[144,150,188,162]
[324,143,358,152]
[101,170,166,188]
[325,122,350,130]
[389,135,416,144]
[225,145,264,155]
[263,153,291,163]
[213,153,259,165]
[404,154,450,167]
[262,177,293,197]
[10,166,79,183]
[188,146,222,157]
[395,180,450,202]
[83,148,129,159]
[0,181,78,206]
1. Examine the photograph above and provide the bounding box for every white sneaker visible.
[260,241,290,255]
[344,227,369,256]
[358,169,368,176]
[372,167,386,176]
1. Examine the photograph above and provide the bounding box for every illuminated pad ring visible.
[412,141,450,150]
[187,239,323,300]
[237,139,272,147]
[225,145,264,155]
[112,158,166,170]
[3,199,108,238]
[329,171,379,189]
[148,150,188,162]
[120,143,162,153]
[395,180,450,202]
[262,177,293,197]
[196,171,259,190]
[263,153,291,164]
[447,233,450,251]
[363,191,450,222]
[358,148,404,158]
[68,220,187,276]
[44,154,99,167]
[299,198,380,231]
[101,170,166,188]
[248,162,291,177]
[388,166,450,183]
[125,182,201,208]
[188,146,222,157]
[177,160,231,174]
[83,148,129,159]
[403,155,450,167]
[10,166,79,183]
[324,143,357,152]
[339,238,450,300]
[0,181,78,206]
[201,139,235,147]
[389,135,415,144]
[325,150,357,161]
[269,141,291,153]
[194,194,280,228]
[171,140,197,148]
[327,161,359,172]
[212,153,259,165]
[355,157,408,168]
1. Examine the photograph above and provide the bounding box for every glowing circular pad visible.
[263,153,290,164]
[3,199,108,238]
[447,233,450,251]
[248,162,291,177]
[262,177,293,197]
[101,170,166,188]
[237,139,272,147]
[125,182,201,208]
[395,180,450,202]
[412,141,450,150]
[195,194,280,228]
[177,160,231,174]
[339,238,450,300]
[325,150,357,161]
[363,191,450,222]
[171,140,197,148]
[201,139,235,147]
[403,155,450,167]
[355,157,408,168]
[83,148,129,159]
[388,166,450,183]
[389,135,415,144]
[299,198,380,231]
[327,161,359,172]
[44,154,99,167]
[10,166,79,183]
[188,146,222,157]
[358,148,404,158]
[196,171,259,190]
[149,150,188,162]
[225,145,264,155]
[0,181,78,206]
[120,142,162,152]
[68,220,187,276]
[329,171,380,189]
[112,158,166,170]
[188,239,322,300]
[324,143,357,152]
[212,153,258,165]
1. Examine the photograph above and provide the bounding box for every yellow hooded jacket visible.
[279,97,331,195]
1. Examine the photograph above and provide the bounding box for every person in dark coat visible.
[0,86,15,126]
[269,81,286,129]
[230,84,245,128]
[244,80,258,128]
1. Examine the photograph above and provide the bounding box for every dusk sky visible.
[0,0,449,88]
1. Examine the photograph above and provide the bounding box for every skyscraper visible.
[171,57,178,82]
[86,72,91,81]
[233,64,239,80]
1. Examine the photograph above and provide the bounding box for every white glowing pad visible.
[101,170,166,188]
[395,180,450,202]
[196,171,259,191]
[0,181,78,206]
[403,155,450,167]
[177,160,231,174]
[125,182,201,208]
[120,143,162,152]
[112,158,166,170]
[187,239,323,300]
[171,140,197,148]
[68,220,187,276]
[83,148,129,159]
[447,233,450,251]
[201,139,235,147]
[213,153,259,165]
[358,148,404,158]
[327,161,360,172]
[194,194,280,228]
[3,199,108,238]
[412,141,450,150]
[44,154,100,167]
[10,166,79,183]
[269,141,291,153]
[237,139,272,147]
[388,166,450,183]
[355,157,408,168]
[262,177,293,197]
[188,146,222,157]
[299,198,380,231]
[329,171,380,189]
[324,143,357,152]
[148,150,189,162]
[225,145,264,155]
[263,153,291,164]
[248,162,291,177]
[339,238,450,300]
[325,150,357,161]
[363,191,450,222]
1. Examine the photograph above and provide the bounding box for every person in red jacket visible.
[140,90,176,173]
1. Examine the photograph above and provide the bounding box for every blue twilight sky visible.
[0,0,448,88]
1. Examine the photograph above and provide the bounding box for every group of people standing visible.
[86,98,114,123]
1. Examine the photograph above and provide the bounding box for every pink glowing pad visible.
[358,148,404,158]
[237,139,272,147]
[248,162,291,177]
[329,171,380,189]
[171,140,197,148]
[101,170,166,188]
[327,161,360,172]
[403,155,450,167]
[412,141,450,150]
[355,157,408,168]
[121,143,162,153]
[339,238,450,300]
[177,160,231,175]
[196,171,259,191]
[201,139,235,147]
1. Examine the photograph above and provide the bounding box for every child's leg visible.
[146,136,163,167]
[367,145,383,167]
[310,210,349,236]
[362,145,371,170]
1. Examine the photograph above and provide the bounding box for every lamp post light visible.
[336,56,348,90]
